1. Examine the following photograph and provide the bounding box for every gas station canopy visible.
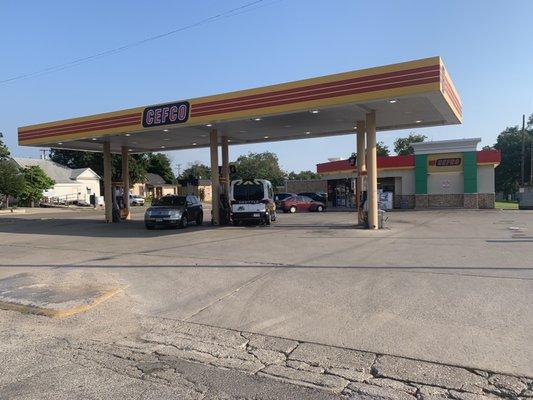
[18,56,461,153]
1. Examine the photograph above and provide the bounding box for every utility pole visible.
[521,114,525,186]
[530,118,533,186]
[530,139,533,187]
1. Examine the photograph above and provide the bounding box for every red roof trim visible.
[317,150,500,173]
[476,149,501,164]
[317,155,414,173]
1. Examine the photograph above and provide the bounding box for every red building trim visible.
[476,149,501,164]
[317,150,500,174]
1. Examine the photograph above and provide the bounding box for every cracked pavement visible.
[1,313,531,399]
[0,207,532,398]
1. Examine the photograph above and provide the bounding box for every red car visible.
[281,195,326,213]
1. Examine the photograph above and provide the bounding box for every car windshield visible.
[233,182,264,202]
[152,196,186,206]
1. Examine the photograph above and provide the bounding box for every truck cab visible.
[230,179,276,225]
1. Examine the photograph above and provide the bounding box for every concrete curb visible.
[0,287,122,318]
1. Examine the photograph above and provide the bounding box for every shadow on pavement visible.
[0,217,366,237]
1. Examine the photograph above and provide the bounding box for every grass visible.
[494,200,519,210]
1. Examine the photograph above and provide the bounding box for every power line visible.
[0,0,280,86]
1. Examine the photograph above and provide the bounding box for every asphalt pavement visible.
[0,206,531,398]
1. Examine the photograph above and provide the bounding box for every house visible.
[14,157,101,203]
[131,173,177,198]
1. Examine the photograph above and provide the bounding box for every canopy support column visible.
[366,111,378,229]
[221,136,230,196]
[121,146,130,220]
[103,142,112,223]
[355,120,366,225]
[210,129,220,225]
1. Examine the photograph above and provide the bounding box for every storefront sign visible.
[428,152,463,173]
[142,101,189,128]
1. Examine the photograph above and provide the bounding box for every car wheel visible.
[179,215,188,229]
[196,212,203,226]
[232,220,240,226]
[289,206,297,213]
[316,205,324,212]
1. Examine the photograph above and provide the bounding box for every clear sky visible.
[1,0,532,174]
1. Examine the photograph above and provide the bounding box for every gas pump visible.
[217,165,233,225]
[111,182,128,222]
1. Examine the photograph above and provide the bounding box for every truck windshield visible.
[153,196,186,206]
[233,183,264,202]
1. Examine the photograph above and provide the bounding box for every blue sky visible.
[1,0,532,173]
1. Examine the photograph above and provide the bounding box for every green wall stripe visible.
[463,151,477,193]
[415,154,428,194]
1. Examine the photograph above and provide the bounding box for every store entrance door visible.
[327,179,355,208]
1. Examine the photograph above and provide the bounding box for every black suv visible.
[144,195,203,229]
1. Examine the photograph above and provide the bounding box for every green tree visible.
[377,141,390,157]
[0,138,10,161]
[0,160,25,208]
[231,152,286,187]
[120,154,148,186]
[494,123,533,195]
[394,133,427,155]
[179,162,211,180]
[49,149,146,185]
[287,170,320,180]
[145,153,175,184]
[18,166,55,206]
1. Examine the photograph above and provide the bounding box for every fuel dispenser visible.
[111,182,129,222]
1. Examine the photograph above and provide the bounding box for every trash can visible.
[363,210,386,229]
[378,209,386,229]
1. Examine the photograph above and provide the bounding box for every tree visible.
[179,162,211,180]
[18,166,55,206]
[0,160,24,208]
[377,141,390,157]
[287,170,320,180]
[231,152,286,187]
[494,123,533,195]
[394,133,427,155]
[49,149,147,185]
[0,138,10,161]
[145,153,175,184]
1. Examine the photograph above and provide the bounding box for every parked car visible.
[298,192,327,204]
[281,195,326,213]
[230,179,276,225]
[144,195,203,229]
[130,195,145,206]
[274,192,294,207]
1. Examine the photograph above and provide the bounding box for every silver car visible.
[144,195,203,229]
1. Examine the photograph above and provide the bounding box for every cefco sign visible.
[142,101,189,128]
[428,152,463,173]
[430,158,461,167]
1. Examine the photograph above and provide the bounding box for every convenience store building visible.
[316,138,500,209]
